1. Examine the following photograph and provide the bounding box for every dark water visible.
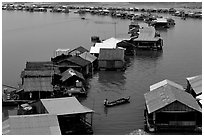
[2,7,202,135]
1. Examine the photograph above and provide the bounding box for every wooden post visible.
[91,113,93,126]
[91,63,94,76]
[39,91,41,99]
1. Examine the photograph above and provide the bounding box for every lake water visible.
[2,6,202,135]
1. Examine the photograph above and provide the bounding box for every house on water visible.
[51,47,93,75]
[59,68,87,96]
[130,26,163,50]
[20,61,59,100]
[150,18,175,29]
[98,48,125,70]
[2,97,94,135]
[144,79,202,132]
[89,37,122,57]
[34,97,94,134]
[21,70,54,100]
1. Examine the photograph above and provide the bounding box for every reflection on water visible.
[104,107,108,117]
[98,71,126,96]
[135,50,163,60]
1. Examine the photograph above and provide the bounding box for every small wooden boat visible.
[104,96,130,107]
[2,100,32,107]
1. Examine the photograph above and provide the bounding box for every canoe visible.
[104,96,130,107]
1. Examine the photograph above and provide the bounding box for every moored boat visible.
[104,96,130,107]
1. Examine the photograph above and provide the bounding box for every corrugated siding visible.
[158,101,195,112]
[98,48,125,61]
[98,61,107,68]
[115,61,124,68]
[23,77,53,92]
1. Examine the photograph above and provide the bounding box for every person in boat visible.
[104,99,108,105]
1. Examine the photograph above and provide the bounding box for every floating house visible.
[128,22,149,37]
[60,68,85,86]
[144,79,202,132]
[130,26,163,50]
[22,75,53,100]
[150,18,175,29]
[21,62,57,100]
[59,68,86,96]
[3,97,94,135]
[90,37,121,57]
[150,18,169,28]
[98,48,125,70]
[34,97,94,134]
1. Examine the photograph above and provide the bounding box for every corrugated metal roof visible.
[79,52,97,63]
[95,37,120,48]
[150,79,184,91]
[60,68,84,82]
[67,56,91,67]
[41,97,94,115]
[25,61,53,70]
[21,69,61,78]
[23,77,53,92]
[133,26,160,41]
[21,70,53,78]
[51,54,71,63]
[69,46,88,55]
[2,114,61,135]
[98,48,125,61]
[90,37,121,54]
[144,82,202,114]
[186,75,202,95]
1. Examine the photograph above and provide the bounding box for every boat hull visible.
[104,97,130,107]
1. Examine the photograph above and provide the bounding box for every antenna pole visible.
[114,22,116,38]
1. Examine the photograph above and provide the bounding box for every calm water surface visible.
[2,8,202,135]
